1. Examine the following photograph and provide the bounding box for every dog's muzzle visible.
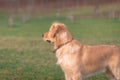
[42,33,52,43]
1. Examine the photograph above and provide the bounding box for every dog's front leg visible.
[72,73,82,80]
[65,74,72,80]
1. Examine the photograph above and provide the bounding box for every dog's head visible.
[42,22,72,48]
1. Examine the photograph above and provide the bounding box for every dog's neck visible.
[53,38,74,53]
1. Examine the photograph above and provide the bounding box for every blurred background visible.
[0,0,120,80]
[0,0,120,27]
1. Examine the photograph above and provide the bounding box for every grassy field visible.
[0,15,120,80]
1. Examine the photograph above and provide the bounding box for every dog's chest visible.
[56,51,73,66]
[56,51,76,74]
[55,44,80,66]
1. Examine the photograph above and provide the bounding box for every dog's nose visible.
[42,34,44,37]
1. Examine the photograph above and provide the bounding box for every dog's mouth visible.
[46,40,52,43]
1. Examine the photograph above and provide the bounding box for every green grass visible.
[0,14,120,80]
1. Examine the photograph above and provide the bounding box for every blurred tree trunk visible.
[84,0,88,7]
[8,0,17,27]
[109,7,116,18]
[109,0,119,19]
[22,0,35,23]
[93,0,99,17]
[8,14,15,28]
[67,12,74,22]
[66,0,74,22]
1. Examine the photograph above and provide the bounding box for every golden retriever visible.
[42,22,120,80]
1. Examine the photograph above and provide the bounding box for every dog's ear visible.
[52,24,65,38]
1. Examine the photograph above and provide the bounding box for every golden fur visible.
[42,22,120,80]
